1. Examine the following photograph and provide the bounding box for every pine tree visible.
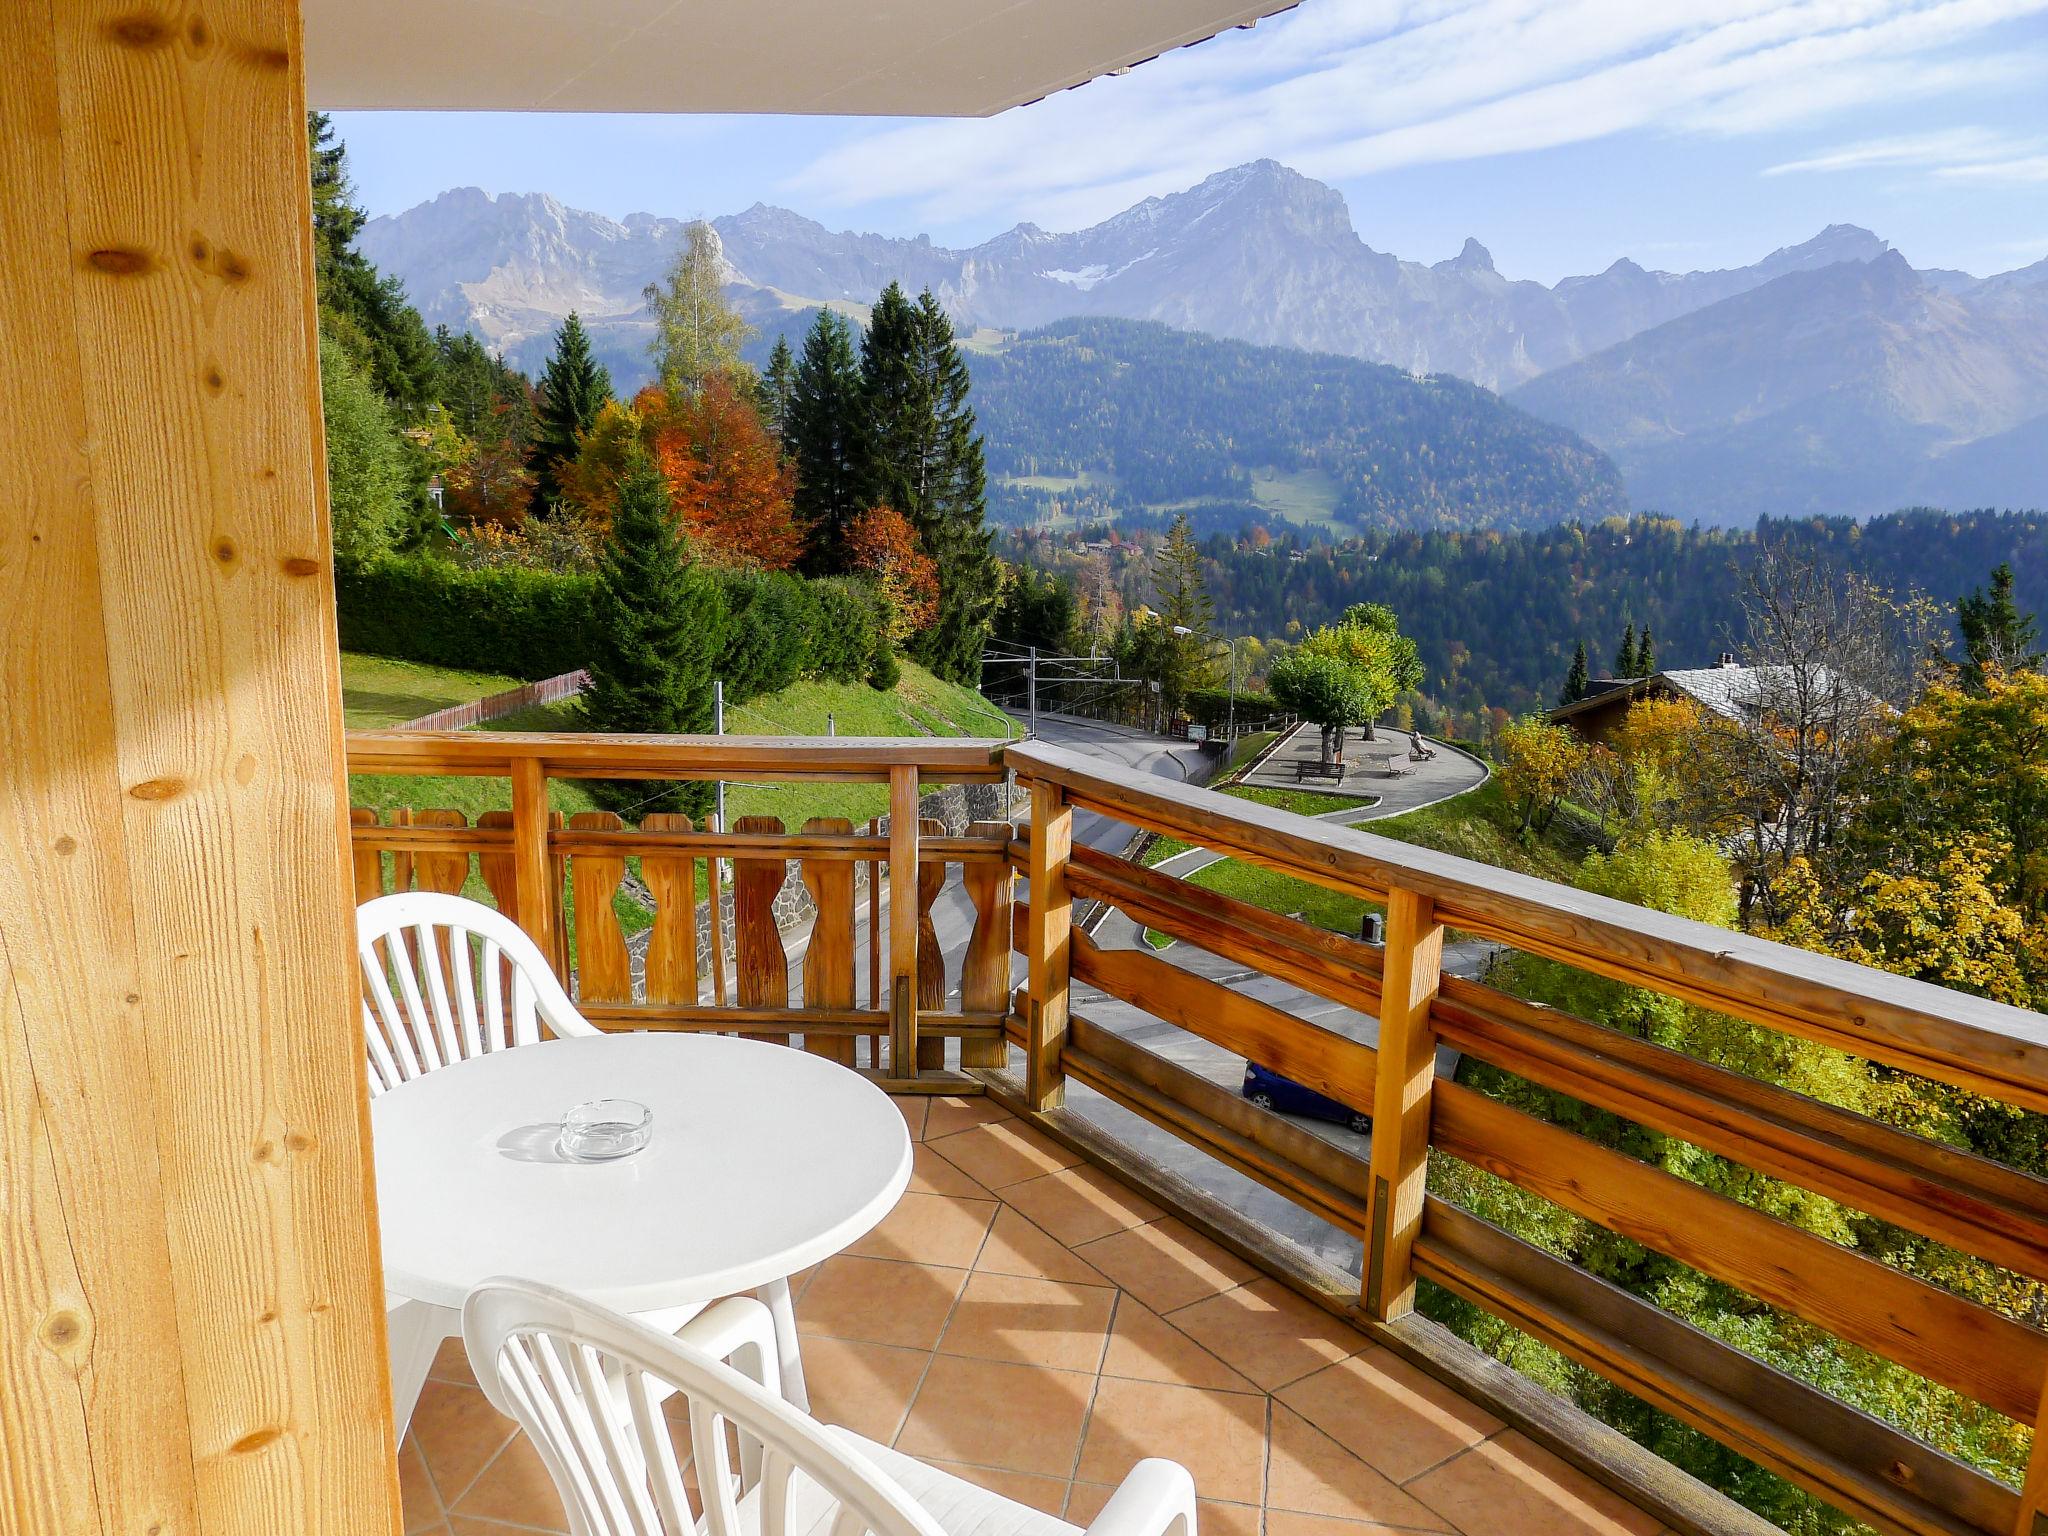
[580,450,725,814]
[1959,562,2042,689]
[1561,640,1590,705]
[1635,625,1656,676]
[856,286,999,682]
[790,310,865,573]
[758,334,797,446]
[528,312,613,517]
[1151,512,1216,718]
[644,221,750,397]
[1615,622,1638,678]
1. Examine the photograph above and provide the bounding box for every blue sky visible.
[335,0,2048,284]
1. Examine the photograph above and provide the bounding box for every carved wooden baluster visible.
[409,809,470,896]
[566,811,631,1013]
[732,815,790,1043]
[867,816,884,1065]
[639,813,699,1010]
[349,808,384,902]
[915,817,949,1071]
[477,810,517,922]
[799,817,857,1065]
[959,820,1015,1070]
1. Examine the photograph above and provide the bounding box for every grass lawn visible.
[340,651,524,729]
[1248,465,1342,527]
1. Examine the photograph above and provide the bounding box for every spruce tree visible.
[1561,640,1590,705]
[790,310,865,573]
[528,312,613,517]
[581,450,724,814]
[1959,562,2042,688]
[759,334,797,446]
[1615,622,1638,678]
[855,286,998,682]
[1635,625,1656,676]
[1151,512,1216,718]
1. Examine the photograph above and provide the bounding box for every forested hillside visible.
[967,319,1628,534]
[1004,508,2048,728]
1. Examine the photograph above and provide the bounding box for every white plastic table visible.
[372,1032,911,1425]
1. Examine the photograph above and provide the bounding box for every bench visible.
[1294,758,1346,782]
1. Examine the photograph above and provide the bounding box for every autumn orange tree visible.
[846,504,938,643]
[560,383,802,570]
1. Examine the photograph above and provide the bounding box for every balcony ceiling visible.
[303,0,1298,115]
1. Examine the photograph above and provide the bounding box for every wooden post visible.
[1025,780,1074,1111]
[1364,885,1446,1321]
[2013,1374,2048,1536]
[510,757,555,967]
[888,768,920,1074]
[0,0,399,1529]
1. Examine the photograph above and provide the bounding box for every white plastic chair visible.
[358,893,808,1433]
[464,1277,1199,1536]
[356,889,596,1097]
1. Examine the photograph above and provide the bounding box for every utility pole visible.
[713,679,726,832]
[1027,645,1039,740]
[1225,637,1238,744]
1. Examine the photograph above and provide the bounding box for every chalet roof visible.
[1549,662,1879,729]
[304,0,1300,115]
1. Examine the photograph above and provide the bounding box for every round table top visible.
[371,1033,912,1313]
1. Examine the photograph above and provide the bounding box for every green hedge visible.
[1182,686,1279,727]
[336,554,887,699]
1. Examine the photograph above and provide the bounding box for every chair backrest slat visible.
[355,893,596,1097]
[465,1280,952,1536]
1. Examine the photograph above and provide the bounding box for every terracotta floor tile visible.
[1405,1433,1661,1536]
[1074,1220,1258,1313]
[847,1191,1000,1268]
[400,1435,443,1532]
[1001,1164,1165,1248]
[802,1335,933,1445]
[893,1095,932,1142]
[912,1143,997,1198]
[925,1459,1072,1517]
[428,1335,477,1388]
[1168,1279,1367,1392]
[926,1094,1014,1139]
[897,1353,1096,1478]
[939,1270,1117,1373]
[1099,1298,1258,1394]
[1276,1351,1500,1485]
[930,1119,1084,1191]
[1067,1483,1260,1536]
[448,1432,568,1528]
[1075,1375,1267,1507]
[979,1207,1109,1286]
[449,1522,557,1536]
[1266,1407,1450,1530]
[409,1380,518,1507]
[798,1254,970,1350]
[1265,1511,1438,1536]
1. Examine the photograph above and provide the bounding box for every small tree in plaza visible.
[1293,602,1421,740]
[1268,651,1372,766]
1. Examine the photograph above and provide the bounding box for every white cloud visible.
[785,0,2048,230]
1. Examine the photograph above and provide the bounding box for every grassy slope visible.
[1142,783,1377,867]
[340,651,524,729]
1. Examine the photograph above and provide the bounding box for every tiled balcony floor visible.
[401,1094,1668,1536]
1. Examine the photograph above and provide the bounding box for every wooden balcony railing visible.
[346,729,2048,1536]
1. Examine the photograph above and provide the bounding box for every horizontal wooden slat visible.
[347,729,1005,780]
[576,1004,1007,1039]
[1433,977,2048,1282]
[1008,741,2048,1112]
[1073,929,1375,1111]
[1062,1014,1369,1235]
[1431,1081,2048,1423]
[1065,844,1383,1011]
[1417,1200,2019,1536]
[348,820,1006,862]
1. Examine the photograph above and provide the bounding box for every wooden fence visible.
[396,667,590,732]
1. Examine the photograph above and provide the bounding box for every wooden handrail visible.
[348,729,1006,780]
[1007,738,2048,1112]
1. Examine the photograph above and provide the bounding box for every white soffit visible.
[304,0,1299,116]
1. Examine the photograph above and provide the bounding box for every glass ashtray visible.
[558,1099,653,1162]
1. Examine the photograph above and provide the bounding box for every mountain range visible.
[361,160,2048,527]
